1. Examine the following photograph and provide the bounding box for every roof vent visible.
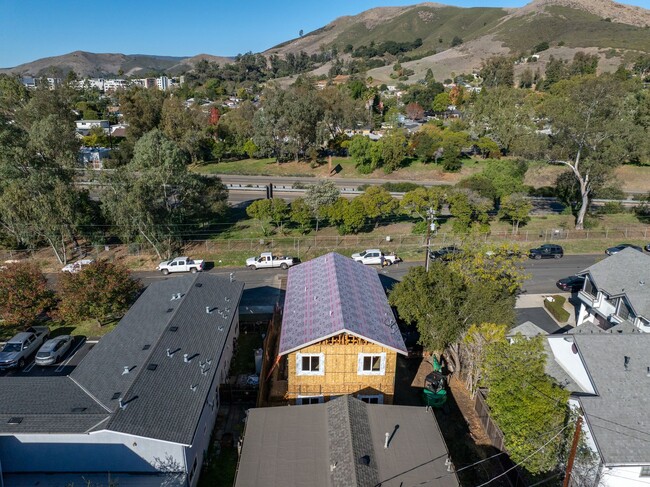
[218,325,225,332]
[166,308,174,313]
[206,306,213,314]
[190,384,198,392]
[71,407,87,413]
[624,355,631,371]
[147,363,158,371]
[184,353,190,363]
[142,344,151,350]
[111,392,121,400]
[359,455,371,466]
[171,293,182,301]
[647,367,650,377]
[640,280,645,286]
[195,283,203,288]
[225,296,230,303]
[169,326,179,332]
[122,366,132,375]
[7,417,23,425]
[118,398,127,410]
[229,272,234,282]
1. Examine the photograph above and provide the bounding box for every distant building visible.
[156,76,169,90]
[79,147,111,169]
[75,119,110,136]
[20,77,36,89]
[104,79,129,92]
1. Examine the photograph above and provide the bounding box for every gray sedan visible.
[35,336,72,366]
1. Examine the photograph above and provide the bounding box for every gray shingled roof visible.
[578,248,650,319]
[235,396,459,487]
[0,377,109,434]
[106,273,243,444]
[572,334,650,465]
[279,253,407,356]
[0,274,243,445]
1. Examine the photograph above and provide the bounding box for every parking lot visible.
[0,337,94,377]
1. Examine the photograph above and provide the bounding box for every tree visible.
[476,136,501,158]
[400,186,446,221]
[481,159,528,200]
[57,261,142,324]
[482,335,569,474]
[0,262,55,327]
[380,130,407,173]
[160,97,211,164]
[389,263,515,372]
[303,180,340,233]
[569,52,599,77]
[325,197,367,234]
[480,56,514,88]
[447,189,492,233]
[357,186,398,226]
[348,135,382,174]
[541,74,640,229]
[102,130,225,259]
[119,87,166,141]
[461,323,507,398]
[450,36,463,47]
[432,92,451,113]
[246,199,273,235]
[289,198,312,233]
[498,193,532,234]
[405,102,424,121]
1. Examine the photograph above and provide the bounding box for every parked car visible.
[528,244,564,260]
[646,243,650,252]
[556,275,586,292]
[429,246,462,261]
[246,252,297,270]
[61,259,94,273]
[351,249,401,266]
[0,326,50,370]
[605,244,643,256]
[35,335,73,366]
[157,257,204,275]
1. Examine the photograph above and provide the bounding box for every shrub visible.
[595,202,626,214]
[381,182,422,192]
[412,220,428,234]
[543,295,570,323]
[0,262,55,327]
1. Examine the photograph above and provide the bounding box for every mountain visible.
[0,51,232,78]
[268,0,650,83]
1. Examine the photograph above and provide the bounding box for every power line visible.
[472,424,572,487]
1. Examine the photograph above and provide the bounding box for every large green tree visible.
[303,180,340,233]
[483,335,569,474]
[0,262,55,327]
[542,74,641,229]
[389,263,515,372]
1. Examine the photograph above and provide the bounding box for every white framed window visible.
[357,353,386,375]
[296,353,324,376]
[297,395,324,405]
[358,394,383,404]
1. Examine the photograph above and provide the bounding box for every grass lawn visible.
[0,319,118,342]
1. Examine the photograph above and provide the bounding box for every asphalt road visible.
[126,254,602,302]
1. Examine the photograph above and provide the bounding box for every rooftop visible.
[279,253,407,356]
[570,334,650,465]
[235,395,458,487]
[578,248,650,318]
[0,273,243,444]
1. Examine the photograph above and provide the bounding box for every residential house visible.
[277,252,407,405]
[547,333,650,486]
[235,395,459,487]
[75,119,110,136]
[0,273,244,487]
[575,248,650,332]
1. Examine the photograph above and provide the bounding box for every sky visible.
[1,0,649,68]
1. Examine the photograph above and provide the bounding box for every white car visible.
[246,252,296,270]
[35,335,73,366]
[157,257,204,275]
[351,249,400,266]
[61,259,94,273]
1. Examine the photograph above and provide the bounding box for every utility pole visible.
[563,416,583,487]
[425,207,436,272]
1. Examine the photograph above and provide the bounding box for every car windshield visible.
[2,343,21,353]
[359,251,367,257]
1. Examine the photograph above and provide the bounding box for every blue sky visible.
[1,0,649,67]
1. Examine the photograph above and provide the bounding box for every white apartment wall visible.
[547,337,596,394]
[183,312,240,487]
[0,430,185,473]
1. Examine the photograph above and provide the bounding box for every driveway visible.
[515,307,565,334]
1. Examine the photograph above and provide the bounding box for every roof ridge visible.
[67,375,112,413]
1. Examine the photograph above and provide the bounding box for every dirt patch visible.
[448,375,493,447]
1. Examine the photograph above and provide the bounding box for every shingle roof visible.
[572,334,650,465]
[235,395,458,487]
[0,377,109,434]
[578,248,650,319]
[279,253,407,356]
[0,273,243,444]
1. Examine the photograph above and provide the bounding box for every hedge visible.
[544,295,570,323]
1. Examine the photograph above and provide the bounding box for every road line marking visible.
[23,361,36,373]
[55,338,86,372]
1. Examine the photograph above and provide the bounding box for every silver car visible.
[35,336,72,366]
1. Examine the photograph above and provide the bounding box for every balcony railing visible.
[578,290,597,307]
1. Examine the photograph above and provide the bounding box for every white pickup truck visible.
[246,252,297,270]
[157,256,204,275]
[351,249,401,266]
[0,326,50,370]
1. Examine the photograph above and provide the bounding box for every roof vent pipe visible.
[118,398,127,410]
[384,432,390,449]
[184,353,189,363]
[122,366,130,375]
[166,348,172,357]
[624,355,631,371]
[229,272,234,282]
[206,306,212,314]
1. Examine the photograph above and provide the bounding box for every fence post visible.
[625,228,628,238]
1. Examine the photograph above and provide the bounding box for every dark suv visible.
[528,244,564,260]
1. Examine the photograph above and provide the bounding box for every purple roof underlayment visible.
[278,252,408,356]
